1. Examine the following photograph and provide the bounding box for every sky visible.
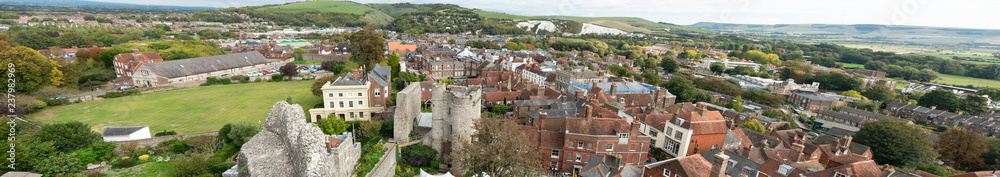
[86,0,1000,30]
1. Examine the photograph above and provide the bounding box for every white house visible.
[102,126,152,142]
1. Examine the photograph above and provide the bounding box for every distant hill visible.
[687,22,1000,45]
[255,0,715,35]
[0,0,218,10]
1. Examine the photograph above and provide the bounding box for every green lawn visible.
[106,158,175,177]
[933,74,1000,88]
[28,81,321,133]
[837,62,865,69]
[257,1,374,15]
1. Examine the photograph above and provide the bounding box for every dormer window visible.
[777,165,794,176]
[618,133,629,144]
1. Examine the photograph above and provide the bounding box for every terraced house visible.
[129,52,284,87]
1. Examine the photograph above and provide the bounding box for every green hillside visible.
[474,10,536,20]
[541,16,717,34]
[256,0,373,15]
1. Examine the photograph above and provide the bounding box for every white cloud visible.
[87,0,1000,29]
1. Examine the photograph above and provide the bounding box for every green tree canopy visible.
[739,120,767,133]
[854,120,936,168]
[348,27,386,69]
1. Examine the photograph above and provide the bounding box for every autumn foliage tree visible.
[348,27,385,70]
[0,40,64,93]
[452,116,541,176]
[279,63,299,79]
[938,129,988,170]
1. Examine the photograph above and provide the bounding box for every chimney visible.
[844,135,853,146]
[610,83,618,97]
[584,105,593,120]
[536,112,548,127]
[740,146,751,157]
[576,90,586,101]
[930,106,936,110]
[132,48,140,55]
[710,151,730,177]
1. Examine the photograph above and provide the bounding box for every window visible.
[729,159,738,168]
[142,70,149,76]
[650,130,658,137]
[338,93,344,97]
[551,150,560,158]
[664,141,680,155]
[577,142,584,149]
[550,161,558,169]
[665,127,673,136]
[777,165,794,176]
[834,172,849,177]
[357,92,363,97]
[812,153,819,159]
[674,131,684,140]
[328,93,334,97]
[575,154,582,162]
[375,89,381,96]
[568,141,574,148]
[329,102,335,108]
[339,101,344,108]
[360,112,365,118]
[349,112,355,118]
[349,101,354,108]
[358,101,364,107]
[606,144,613,151]
[663,169,671,176]
[586,143,592,150]
[712,145,718,150]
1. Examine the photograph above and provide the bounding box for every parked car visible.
[119,85,137,91]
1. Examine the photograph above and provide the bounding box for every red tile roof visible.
[564,117,632,135]
[803,160,884,177]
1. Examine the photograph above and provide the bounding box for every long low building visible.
[130,52,286,86]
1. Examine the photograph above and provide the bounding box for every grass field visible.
[257,1,374,15]
[933,74,1000,88]
[474,10,536,20]
[541,16,717,34]
[837,62,865,69]
[914,49,1000,64]
[28,81,321,134]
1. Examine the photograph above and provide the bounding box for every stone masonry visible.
[426,83,482,159]
[236,101,341,177]
[394,83,421,144]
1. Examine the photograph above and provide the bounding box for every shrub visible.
[185,136,219,152]
[174,153,211,177]
[271,74,284,82]
[206,77,219,85]
[138,154,150,161]
[209,144,238,162]
[217,124,233,144]
[45,99,64,106]
[315,117,349,135]
[86,171,105,177]
[155,130,177,137]
[230,75,249,83]
[227,120,261,148]
[74,100,82,103]
[220,78,232,84]
[97,90,139,98]
[357,121,383,140]
[254,78,262,82]
[209,161,237,174]
[401,145,438,167]
[110,156,138,168]
[33,153,82,176]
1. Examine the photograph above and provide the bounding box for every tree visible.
[279,63,299,79]
[982,138,1000,169]
[659,58,679,73]
[0,40,64,93]
[312,75,338,96]
[918,89,962,112]
[862,85,896,104]
[33,121,101,152]
[739,120,767,133]
[709,62,725,74]
[32,152,82,176]
[143,28,165,39]
[962,95,990,115]
[56,32,92,48]
[173,153,211,177]
[979,87,1000,102]
[227,120,261,148]
[197,29,222,39]
[387,52,401,76]
[293,48,307,61]
[357,121,383,140]
[865,61,887,71]
[842,90,863,98]
[937,129,987,170]
[348,27,386,69]
[315,117,349,135]
[741,89,785,108]
[490,104,508,115]
[854,120,936,168]
[452,117,541,176]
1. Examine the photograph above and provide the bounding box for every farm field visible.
[28,81,321,134]
[933,74,1000,88]
[256,0,373,14]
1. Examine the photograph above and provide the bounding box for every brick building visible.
[788,92,846,111]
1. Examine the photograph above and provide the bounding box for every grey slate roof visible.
[369,64,391,87]
[824,127,856,138]
[513,99,560,107]
[701,150,761,177]
[724,130,742,147]
[144,52,277,79]
[102,126,148,136]
[812,135,871,155]
[793,93,840,102]
[740,128,781,148]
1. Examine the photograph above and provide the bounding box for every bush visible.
[155,130,177,137]
[220,78,232,84]
[174,153,211,177]
[45,99,64,106]
[185,136,219,153]
[217,124,232,144]
[206,77,219,85]
[254,78,262,82]
[271,74,284,82]
[358,121,383,140]
[209,144,238,162]
[110,156,138,168]
[227,120,261,148]
[97,90,139,98]
[230,75,249,83]
[401,145,438,167]
[33,153,82,176]
[315,117,349,135]
[138,154,150,161]
[74,100,82,103]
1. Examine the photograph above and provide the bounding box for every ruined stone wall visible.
[364,143,397,177]
[237,101,338,177]
[394,83,422,144]
[427,82,450,152]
